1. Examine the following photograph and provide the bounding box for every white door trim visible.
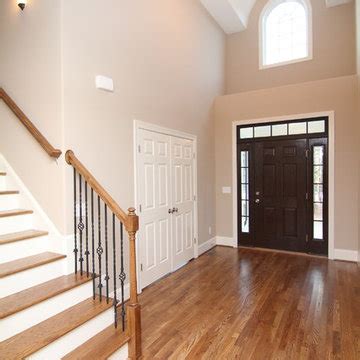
[134,120,199,292]
[232,111,335,259]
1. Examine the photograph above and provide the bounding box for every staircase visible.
[0,88,141,359]
[0,164,128,359]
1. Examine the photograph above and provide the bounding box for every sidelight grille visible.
[240,151,250,233]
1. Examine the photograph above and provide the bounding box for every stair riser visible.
[28,307,114,359]
[0,281,94,341]
[0,194,20,211]
[0,236,49,264]
[0,258,65,298]
[0,214,33,235]
[108,344,128,360]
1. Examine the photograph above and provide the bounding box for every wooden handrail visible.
[0,87,62,159]
[65,150,129,225]
[65,149,142,359]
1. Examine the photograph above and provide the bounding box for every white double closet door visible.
[138,128,195,289]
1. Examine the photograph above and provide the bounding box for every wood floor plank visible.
[0,252,66,278]
[0,296,112,359]
[62,324,130,360]
[0,209,33,218]
[0,273,93,319]
[138,247,360,359]
[0,229,48,245]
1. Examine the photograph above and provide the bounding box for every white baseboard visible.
[333,249,358,262]
[198,237,216,256]
[216,236,237,248]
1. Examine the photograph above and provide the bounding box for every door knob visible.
[168,208,173,214]
[255,199,260,204]
[172,207,179,213]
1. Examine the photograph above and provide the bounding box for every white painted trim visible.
[216,236,237,247]
[0,154,62,238]
[232,111,335,259]
[133,120,199,292]
[198,237,216,256]
[333,249,358,262]
[259,0,313,70]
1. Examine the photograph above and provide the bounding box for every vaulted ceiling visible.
[200,0,353,34]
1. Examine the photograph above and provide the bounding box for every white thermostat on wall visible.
[95,75,114,92]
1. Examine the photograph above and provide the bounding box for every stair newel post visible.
[125,207,142,359]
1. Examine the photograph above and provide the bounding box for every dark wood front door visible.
[253,139,307,252]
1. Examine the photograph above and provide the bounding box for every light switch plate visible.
[222,186,231,194]
[95,75,114,92]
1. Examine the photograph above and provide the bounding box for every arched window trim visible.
[259,0,313,70]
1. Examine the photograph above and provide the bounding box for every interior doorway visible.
[237,117,329,256]
[134,121,198,290]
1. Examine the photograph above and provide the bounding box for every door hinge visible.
[193,153,196,159]
[305,149,310,158]
[193,195,196,201]
[139,204,142,212]
[194,238,197,244]
[140,264,143,271]
[138,145,141,153]
[305,192,309,200]
[306,234,309,243]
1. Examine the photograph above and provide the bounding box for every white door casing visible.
[135,121,198,291]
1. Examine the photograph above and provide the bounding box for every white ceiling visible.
[200,0,353,34]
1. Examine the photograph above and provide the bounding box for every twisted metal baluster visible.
[112,214,118,328]
[104,204,110,304]
[85,181,90,277]
[119,222,126,331]
[97,195,103,300]
[73,168,78,274]
[78,174,84,275]
[91,188,96,299]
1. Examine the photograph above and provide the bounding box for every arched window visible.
[260,0,312,68]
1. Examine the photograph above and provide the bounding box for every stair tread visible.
[0,296,113,359]
[63,323,130,360]
[0,252,66,278]
[0,190,19,195]
[0,229,48,245]
[0,209,33,218]
[0,273,93,319]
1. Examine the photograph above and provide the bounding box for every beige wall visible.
[226,0,356,94]
[62,0,225,244]
[357,0,360,259]
[215,75,359,252]
[0,0,66,233]
[357,0,360,74]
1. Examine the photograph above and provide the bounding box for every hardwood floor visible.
[140,246,360,359]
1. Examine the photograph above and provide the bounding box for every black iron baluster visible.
[73,168,78,274]
[104,204,110,304]
[97,195,103,300]
[119,222,126,331]
[112,214,118,328]
[85,181,90,277]
[78,174,84,275]
[91,188,96,300]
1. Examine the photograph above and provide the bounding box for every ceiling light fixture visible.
[17,0,27,11]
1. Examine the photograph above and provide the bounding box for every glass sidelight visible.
[312,146,324,240]
[240,151,250,233]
